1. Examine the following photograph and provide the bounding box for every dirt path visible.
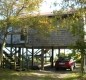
[1,63,84,80]
[34,66,80,77]
[24,63,81,80]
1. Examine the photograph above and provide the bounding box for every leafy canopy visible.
[0,0,42,29]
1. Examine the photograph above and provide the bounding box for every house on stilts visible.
[0,11,86,72]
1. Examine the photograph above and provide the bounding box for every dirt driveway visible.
[44,63,81,77]
[1,63,85,80]
[24,63,82,80]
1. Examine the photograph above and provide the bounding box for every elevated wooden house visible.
[0,12,86,71]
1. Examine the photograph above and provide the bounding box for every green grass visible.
[0,68,86,80]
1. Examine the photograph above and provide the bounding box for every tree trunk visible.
[0,32,8,67]
[0,45,3,67]
[81,50,84,76]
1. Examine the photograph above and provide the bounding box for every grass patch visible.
[0,68,86,80]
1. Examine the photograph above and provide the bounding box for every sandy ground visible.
[1,63,85,80]
[21,63,81,80]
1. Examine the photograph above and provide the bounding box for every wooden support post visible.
[10,46,13,69]
[26,48,28,69]
[32,47,34,67]
[22,48,24,69]
[51,47,54,68]
[41,48,44,70]
[10,33,13,57]
[58,48,60,57]
[18,47,21,69]
[10,47,12,57]
[14,47,17,70]
[64,49,65,56]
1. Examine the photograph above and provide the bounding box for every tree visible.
[0,0,43,67]
[62,0,86,76]
[53,0,86,75]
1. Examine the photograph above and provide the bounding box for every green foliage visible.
[0,0,42,17]
[0,0,43,29]
[59,53,65,57]
[68,51,81,63]
[54,0,86,75]
[0,0,55,38]
[11,15,54,38]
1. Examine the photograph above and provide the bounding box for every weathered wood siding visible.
[0,27,78,48]
[28,28,78,47]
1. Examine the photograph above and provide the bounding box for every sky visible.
[39,0,62,12]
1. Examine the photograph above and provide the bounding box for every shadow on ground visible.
[0,63,86,80]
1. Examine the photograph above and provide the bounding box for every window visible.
[21,34,25,41]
